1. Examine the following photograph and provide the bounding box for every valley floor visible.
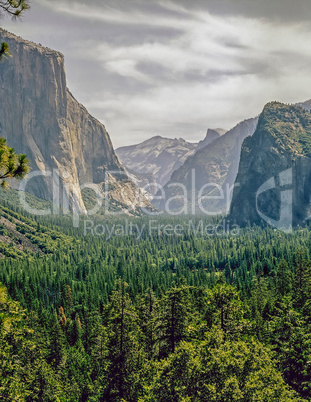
[0,202,310,400]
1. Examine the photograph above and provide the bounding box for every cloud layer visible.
[2,0,311,147]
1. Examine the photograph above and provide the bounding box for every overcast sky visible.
[2,0,311,148]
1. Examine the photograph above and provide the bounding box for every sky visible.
[2,0,311,148]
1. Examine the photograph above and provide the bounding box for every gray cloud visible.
[44,0,311,23]
[1,0,311,148]
[42,0,194,20]
[169,0,311,22]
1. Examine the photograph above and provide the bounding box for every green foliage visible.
[0,138,29,187]
[0,284,62,400]
[0,0,30,18]
[0,42,10,60]
[0,203,76,258]
[147,336,297,401]
[0,198,310,399]
[258,102,311,158]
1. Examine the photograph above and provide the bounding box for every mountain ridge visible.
[116,136,198,193]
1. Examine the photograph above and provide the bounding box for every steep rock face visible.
[196,128,226,153]
[230,102,311,228]
[154,117,258,214]
[116,136,198,193]
[66,90,122,185]
[0,29,149,213]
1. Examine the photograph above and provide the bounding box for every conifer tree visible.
[0,138,29,187]
[48,311,66,368]
[104,280,144,401]
[0,0,30,18]
[276,258,292,297]
[157,282,191,357]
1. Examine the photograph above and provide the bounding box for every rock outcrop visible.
[230,102,311,229]
[0,29,151,214]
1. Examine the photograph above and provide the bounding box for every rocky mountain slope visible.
[230,102,311,229]
[0,29,151,214]
[153,118,258,214]
[116,136,198,193]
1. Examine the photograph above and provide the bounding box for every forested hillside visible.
[0,195,74,258]
[0,196,311,400]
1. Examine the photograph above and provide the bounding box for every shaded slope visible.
[230,102,311,228]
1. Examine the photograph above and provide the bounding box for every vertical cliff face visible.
[65,90,123,185]
[230,102,311,228]
[0,29,147,213]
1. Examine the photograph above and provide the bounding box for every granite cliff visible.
[230,102,311,228]
[0,29,151,214]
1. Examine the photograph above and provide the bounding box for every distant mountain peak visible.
[196,128,227,152]
[116,135,198,191]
